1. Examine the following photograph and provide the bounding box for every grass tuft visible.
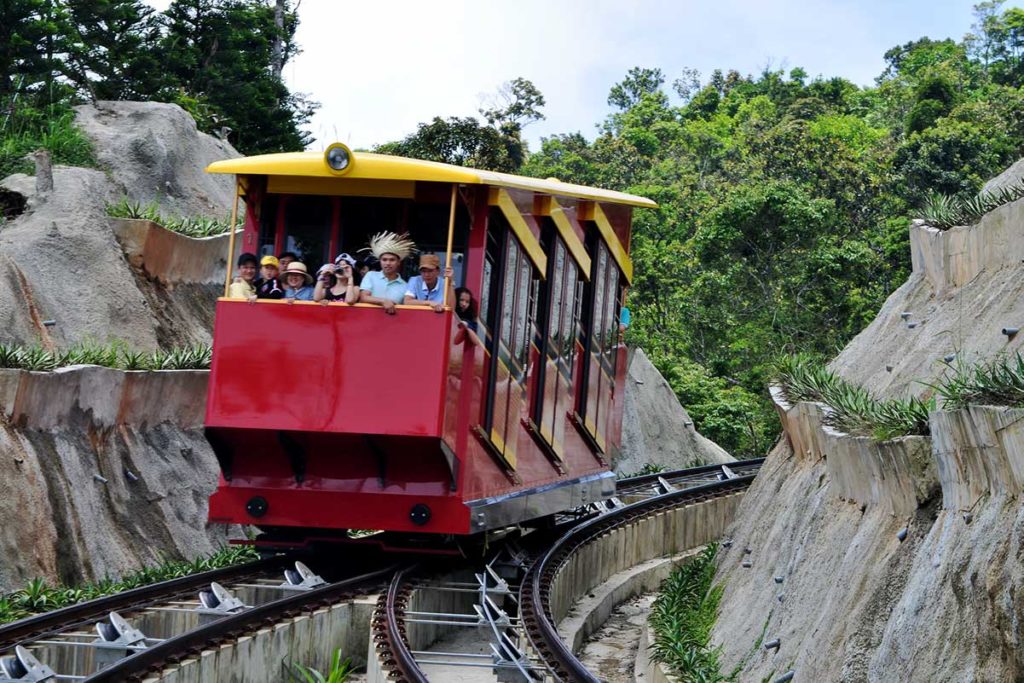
[0,341,212,372]
[283,648,354,682]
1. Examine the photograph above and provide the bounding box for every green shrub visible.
[649,544,727,682]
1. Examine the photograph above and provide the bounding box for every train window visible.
[578,239,621,450]
[283,195,333,266]
[531,233,583,456]
[478,210,539,467]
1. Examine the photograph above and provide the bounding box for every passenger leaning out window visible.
[358,232,416,315]
[281,262,315,302]
[228,252,258,300]
[404,254,455,313]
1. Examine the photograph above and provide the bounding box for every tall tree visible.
[62,0,165,100]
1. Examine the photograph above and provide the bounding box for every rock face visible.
[0,366,231,592]
[0,101,238,350]
[616,348,733,474]
[74,101,238,219]
[711,159,1024,682]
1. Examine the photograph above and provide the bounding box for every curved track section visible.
[372,566,429,683]
[521,476,756,682]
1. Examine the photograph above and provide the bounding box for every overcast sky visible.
[148,0,983,151]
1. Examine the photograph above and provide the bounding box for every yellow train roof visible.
[206,151,657,209]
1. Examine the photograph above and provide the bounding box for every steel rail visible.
[373,565,429,683]
[84,563,399,682]
[0,556,287,652]
[521,476,757,682]
[615,457,764,494]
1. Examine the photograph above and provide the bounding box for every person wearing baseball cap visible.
[403,253,455,313]
[254,254,283,299]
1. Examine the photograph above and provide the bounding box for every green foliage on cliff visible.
[773,354,934,439]
[107,197,240,237]
[650,544,727,682]
[0,341,213,371]
[934,352,1024,408]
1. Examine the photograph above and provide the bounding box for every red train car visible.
[203,144,655,537]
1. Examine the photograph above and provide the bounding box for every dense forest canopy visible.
[1,0,314,173]
[3,1,1024,454]
[377,2,1024,453]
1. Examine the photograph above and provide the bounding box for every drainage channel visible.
[372,462,761,682]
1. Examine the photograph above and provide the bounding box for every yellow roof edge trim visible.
[547,200,592,281]
[591,204,634,284]
[206,151,657,209]
[489,188,548,278]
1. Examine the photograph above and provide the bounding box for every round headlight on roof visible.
[324,142,353,174]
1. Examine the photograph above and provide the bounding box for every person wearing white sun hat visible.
[281,261,315,302]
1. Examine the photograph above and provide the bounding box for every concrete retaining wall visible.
[769,386,937,516]
[0,365,227,592]
[111,218,237,286]
[1,365,208,430]
[909,197,1024,295]
[156,598,375,683]
[549,492,745,630]
[930,405,1024,510]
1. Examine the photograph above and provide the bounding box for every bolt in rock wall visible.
[0,366,233,593]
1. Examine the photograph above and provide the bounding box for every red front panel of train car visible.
[206,300,470,534]
[206,300,451,437]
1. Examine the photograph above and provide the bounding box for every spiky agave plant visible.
[920,181,1024,230]
[935,352,1024,409]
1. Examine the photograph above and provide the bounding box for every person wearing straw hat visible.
[281,261,315,302]
[358,231,416,314]
[403,254,455,313]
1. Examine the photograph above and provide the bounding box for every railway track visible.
[373,459,762,682]
[0,555,394,682]
[0,459,761,682]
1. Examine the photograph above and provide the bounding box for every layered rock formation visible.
[710,163,1024,682]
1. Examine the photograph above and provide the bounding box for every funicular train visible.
[202,143,656,544]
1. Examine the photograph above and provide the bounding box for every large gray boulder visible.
[616,348,733,474]
[74,101,239,219]
[0,101,237,350]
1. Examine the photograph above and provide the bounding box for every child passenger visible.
[254,255,284,299]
